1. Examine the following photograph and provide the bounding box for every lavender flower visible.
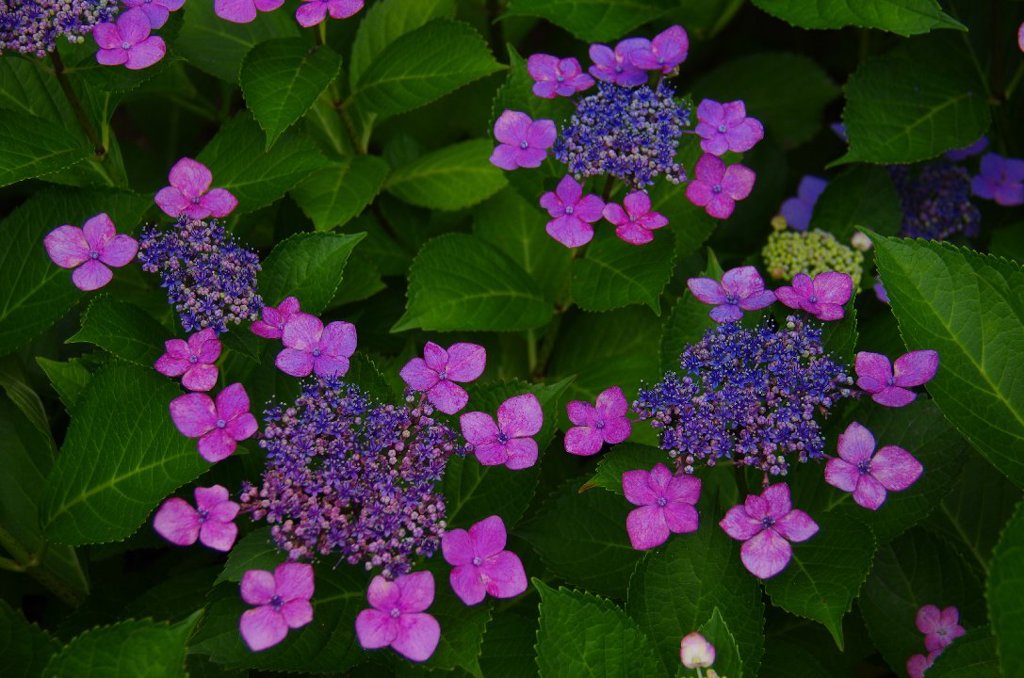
[93,8,165,70]
[971,152,1024,206]
[778,175,828,231]
[719,483,818,579]
[527,54,594,98]
[588,38,649,87]
[0,0,119,57]
[890,161,980,241]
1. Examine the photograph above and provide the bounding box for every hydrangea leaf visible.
[751,0,964,35]
[928,628,1000,677]
[873,236,1024,487]
[818,296,858,363]
[0,58,76,128]
[588,443,664,495]
[659,251,721,371]
[760,620,863,677]
[259,231,366,315]
[291,156,391,231]
[837,33,990,165]
[572,228,677,314]
[35,357,93,413]
[393,233,553,332]
[42,613,201,677]
[349,0,456,86]
[988,500,1024,677]
[650,175,718,261]
[670,0,745,40]
[385,139,507,211]
[478,610,539,678]
[808,166,903,242]
[763,511,876,648]
[67,296,169,367]
[0,109,90,187]
[40,362,209,545]
[699,608,744,678]
[240,39,344,150]
[534,579,665,677]
[504,0,675,43]
[625,527,765,676]
[214,527,279,585]
[0,599,61,678]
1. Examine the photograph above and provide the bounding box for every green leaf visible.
[197,111,331,214]
[751,0,964,35]
[385,139,507,211]
[809,166,903,241]
[35,357,93,412]
[40,363,209,545]
[478,610,539,678]
[67,296,169,367]
[928,628,1001,677]
[240,39,343,149]
[649,174,719,263]
[588,443,664,495]
[0,109,89,187]
[0,57,75,126]
[626,529,765,676]
[0,599,61,678]
[505,0,674,43]
[571,229,676,314]
[214,527,279,585]
[393,233,553,332]
[534,579,665,677]
[259,231,366,314]
[349,20,503,121]
[349,0,456,86]
[838,33,990,165]
[660,252,720,371]
[698,608,744,678]
[988,500,1024,678]
[291,156,390,231]
[42,613,201,677]
[873,236,1024,486]
[0,188,150,356]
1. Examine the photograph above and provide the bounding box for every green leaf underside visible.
[751,0,964,36]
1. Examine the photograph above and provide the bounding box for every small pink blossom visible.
[154,328,221,392]
[855,350,939,408]
[527,54,594,98]
[695,99,764,156]
[215,0,285,24]
[588,38,650,87]
[680,631,716,669]
[169,383,258,463]
[43,213,138,291]
[295,0,364,28]
[917,605,966,653]
[687,266,776,323]
[825,422,923,511]
[154,157,238,220]
[540,175,605,248]
[685,154,756,219]
[153,484,239,551]
[907,652,937,678]
[400,342,486,415]
[719,483,818,579]
[93,9,165,70]
[490,111,557,171]
[602,190,668,245]
[774,271,852,321]
[275,313,357,379]
[441,515,527,606]
[1019,22,1024,52]
[240,563,315,651]
[122,0,184,29]
[623,463,700,550]
[564,386,631,456]
[629,25,688,73]
[355,571,440,663]
[460,393,543,470]
[251,296,302,340]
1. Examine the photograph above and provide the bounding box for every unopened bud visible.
[680,631,716,669]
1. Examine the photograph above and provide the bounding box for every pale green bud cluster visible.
[761,223,864,287]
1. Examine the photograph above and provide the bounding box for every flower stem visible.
[50,51,104,156]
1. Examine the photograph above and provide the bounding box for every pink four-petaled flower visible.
[855,350,939,408]
[694,99,765,156]
[685,154,756,219]
[251,296,302,340]
[215,0,285,24]
[490,110,557,171]
[602,191,669,245]
[240,563,315,652]
[154,157,238,220]
[588,38,650,87]
[399,342,486,415]
[355,571,440,663]
[774,271,852,321]
[460,393,543,470]
[152,484,239,552]
[629,25,688,73]
[971,152,1024,206]
[540,175,605,248]
[687,266,776,323]
[825,422,923,511]
[527,54,594,98]
[43,213,138,291]
[295,0,364,28]
[155,328,222,392]
[122,0,184,29]
[917,604,966,653]
[275,313,357,378]
[441,515,528,606]
[623,463,701,550]
[564,386,631,456]
[93,9,166,70]
[906,652,937,678]
[169,383,258,463]
[719,483,818,579]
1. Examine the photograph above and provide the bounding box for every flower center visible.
[89,250,100,259]
[857,460,871,475]
[191,196,201,205]
[197,508,208,523]
[564,205,574,215]
[886,377,895,386]
[270,595,283,610]
[725,294,738,305]
[595,420,605,430]
[188,355,199,364]
[519,140,529,149]
[121,41,131,50]
[312,348,321,357]
[761,516,775,529]
[615,65,623,73]
[656,497,667,507]
[808,295,817,303]
[216,419,226,429]
[472,556,482,566]
[437,370,447,381]
[556,75,565,82]
[496,432,509,444]
[389,607,401,618]
[718,124,728,133]
[712,184,723,194]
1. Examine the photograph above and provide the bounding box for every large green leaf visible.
[988,500,1024,678]
[0,109,89,187]
[67,295,169,367]
[809,166,903,241]
[571,229,676,314]
[505,0,675,43]
[40,363,208,545]
[751,0,964,35]
[0,57,75,126]
[349,0,456,85]
[0,599,61,678]
[929,628,1000,677]
[478,610,539,678]
[588,443,664,496]
[35,357,93,412]
[699,608,744,678]
[291,156,391,231]
[385,140,507,211]
[259,231,366,314]
[873,236,1024,486]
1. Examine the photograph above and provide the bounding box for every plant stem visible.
[1005,62,1024,101]
[50,51,104,156]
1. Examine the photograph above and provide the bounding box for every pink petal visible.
[240,606,288,651]
[445,343,486,382]
[98,234,138,268]
[852,475,888,510]
[327,0,363,20]
[566,400,597,427]
[313,354,350,378]
[71,260,113,291]
[743,493,769,520]
[622,191,651,218]
[647,463,673,492]
[469,515,507,558]
[893,350,939,388]
[201,189,238,218]
[493,111,531,146]
[774,510,818,542]
[215,383,250,422]
[82,213,115,249]
[152,498,200,546]
[871,445,923,491]
[665,474,701,505]
[125,37,165,70]
[697,99,724,126]
[719,505,762,541]
[395,571,434,614]
[226,412,258,442]
[490,144,522,171]
[168,157,213,198]
[154,187,190,217]
[814,272,852,305]
[527,53,559,81]
[546,215,594,248]
[44,226,89,268]
[206,499,240,523]
[321,321,357,358]
[480,551,527,598]
[392,613,440,662]
[355,609,399,648]
[194,484,230,511]
[774,286,802,310]
[366,575,401,611]
[441,528,474,566]
[687,278,727,305]
[722,164,756,200]
[450,564,487,605]
[694,154,725,183]
[295,0,327,27]
[872,386,917,408]
[400,357,439,391]
[181,364,218,392]
[555,174,583,205]
[276,348,315,377]
[855,352,893,392]
[565,426,604,456]
[165,337,191,359]
[192,330,222,362]
[527,120,557,149]
[725,119,764,153]
[427,380,469,415]
[627,505,670,550]
[198,429,237,463]
[92,23,122,49]
[154,355,189,378]
[96,48,129,67]
[118,7,152,44]
[473,441,508,466]
[503,437,538,470]
[240,569,276,605]
[907,654,933,678]
[602,203,628,227]
[280,599,313,628]
[740,529,792,579]
[705,193,736,220]
[575,194,606,223]
[169,393,216,437]
[422,341,448,371]
[275,562,314,602]
[709,303,742,323]
[721,266,764,300]
[812,302,845,321]
[622,469,659,506]
[737,290,776,312]
[459,411,498,446]
[199,520,238,551]
[497,393,542,438]
[686,180,713,207]
[662,501,699,534]
[824,458,860,493]
[762,484,793,520]
[140,4,170,28]
[282,313,323,351]
[600,416,631,445]
[837,421,875,464]
[916,605,942,634]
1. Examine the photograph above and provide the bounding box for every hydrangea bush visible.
[2,1,1024,676]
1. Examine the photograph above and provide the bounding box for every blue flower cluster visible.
[0,0,118,57]
[890,160,980,241]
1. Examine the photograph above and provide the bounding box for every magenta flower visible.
[687,266,776,324]
[774,271,852,321]
[295,0,364,28]
[169,383,258,463]
[154,328,221,392]
[1020,22,1024,52]
[460,393,543,470]
[685,154,756,220]
[43,213,138,292]
[874,280,890,304]
[719,483,818,579]
[588,38,650,87]
[540,175,605,248]
[93,9,165,70]
[399,342,486,416]
[152,484,239,552]
[779,175,828,231]
[122,0,184,29]
[825,422,923,510]
[527,54,594,98]
[855,350,939,408]
[275,313,357,379]
[490,110,557,171]
[971,152,1024,206]
[251,296,302,340]
[907,652,937,678]
[564,386,631,456]
[441,515,527,606]
[694,99,764,156]
[629,25,688,73]
[917,604,966,653]
[214,0,285,24]
[154,157,238,220]
[680,632,716,669]
[240,563,314,652]
[355,571,440,663]
[602,191,669,245]
[623,463,700,550]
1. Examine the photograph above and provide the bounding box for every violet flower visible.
[623,463,700,550]
[588,38,650,87]
[564,386,631,456]
[685,154,756,219]
[602,190,668,245]
[774,271,852,321]
[527,54,594,98]
[490,110,557,171]
[917,605,966,653]
[441,515,527,606]
[460,393,543,470]
[540,175,605,248]
[907,652,937,678]
[154,328,221,392]
[215,0,285,24]
[275,313,357,379]
[399,341,486,415]
[779,175,828,231]
[680,632,716,669]
[152,484,239,551]
[251,296,302,340]
[629,25,688,73]
[154,157,238,220]
[694,99,764,156]
[825,422,923,510]
[240,563,314,652]
[295,0,364,28]
[169,383,258,463]
[719,483,818,579]
[971,152,1024,206]
[122,0,184,29]
[355,571,440,663]
[43,213,138,292]
[855,350,939,408]
[93,8,165,70]
[687,266,776,323]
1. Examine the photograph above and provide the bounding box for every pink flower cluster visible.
[687,265,853,323]
[907,605,966,677]
[215,0,364,29]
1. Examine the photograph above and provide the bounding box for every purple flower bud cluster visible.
[634,316,854,476]
[554,81,690,188]
[889,160,980,241]
[138,217,263,334]
[239,378,465,580]
[0,0,118,57]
